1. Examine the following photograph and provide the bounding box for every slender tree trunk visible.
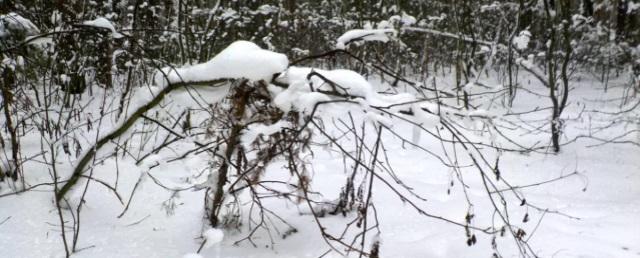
[582,0,594,17]
[209,80,251,227]
[616,0,628,42]
[1,68,21,182]
[543,0,562,153]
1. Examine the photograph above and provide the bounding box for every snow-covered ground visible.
[0,68,639,258]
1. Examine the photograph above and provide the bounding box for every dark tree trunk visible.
[582,0,594,17]
[616,0,628,42]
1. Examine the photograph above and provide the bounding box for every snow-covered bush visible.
[1,1,639,258]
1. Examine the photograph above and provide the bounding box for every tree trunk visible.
[209,80,251,227]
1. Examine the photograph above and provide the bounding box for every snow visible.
[255,4,279,15]
[155,41,288,86]
[365,112,393,127]
[274,66,372,112]
[139,154,165,170]
[272,81,323,113]
[480,3,501,12]
[296,91,332,112]
[413,104,441,129]
[202,228,224,249]
[388,12,417,27]
[57,40,289,207]
[1,56,22,70]
[273,66,416,116]
[1,12,640,256]
[241,120,291,148]
[277,66,375,99]
[467,109,493,118]
[82,17,124,38]
[516,56,545,77]
[336,28,396,49]
[50,10,62,25]
[628,1,640,14]
[273,66,420,121]
[0,12,40,37]
[0,71,639,258]
[513,30,531,50]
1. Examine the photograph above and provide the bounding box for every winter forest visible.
[0,0,639,257]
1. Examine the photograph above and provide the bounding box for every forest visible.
[1,0,639,257]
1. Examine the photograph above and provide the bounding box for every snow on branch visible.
[336,28,396,49]
[0,12,40,38]
[81,17,124,38]
[56,41,289,201]
[513,30,532,50]
[155,41,288,86]
[273,66,414,114]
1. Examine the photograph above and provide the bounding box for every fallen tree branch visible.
[55,78,230,201]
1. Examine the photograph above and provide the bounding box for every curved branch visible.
[55,78,230,201]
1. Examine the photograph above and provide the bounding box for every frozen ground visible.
[0,71,639,258]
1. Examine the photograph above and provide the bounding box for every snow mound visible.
[279,66,374,98]
[274,66,377,113]
[274,66,418,114]
[336,28,396,49]
[202,228,224,249]
[155,41,288,86]
[82,17,123,38]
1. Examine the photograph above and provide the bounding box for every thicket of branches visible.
[1,1,638,257]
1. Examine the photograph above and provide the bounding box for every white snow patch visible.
[139,154,164,170]
[365,112,393,127]
[202,228,224,249]
[182,253,203,258]
[336,28,396,49]
[377,20,393,30]
[480,2,501,12]
[513,30,531,50]
[0,12,40,37]
[155,41,288,86]
[82,17,123,38]
[274,66,420,117]
[388,12,417,26]
[628,2,640,14]
[413,105,441,129]
[241,120,291,148]
[274,66,380,113]
[278,66,375,99]
[297,91,332,112]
